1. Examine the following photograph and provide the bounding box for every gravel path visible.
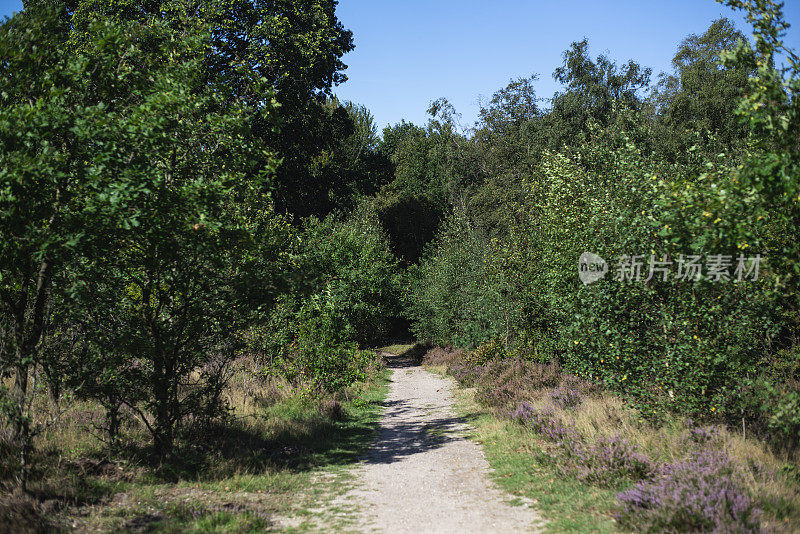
[342,355,543,533]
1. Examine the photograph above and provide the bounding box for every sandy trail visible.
[341,354,542,533]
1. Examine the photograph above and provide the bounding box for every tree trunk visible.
[152,353,175,459]
[12,360,30,492]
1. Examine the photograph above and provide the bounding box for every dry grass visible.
[0,353,389,532]
[550,396,799,531]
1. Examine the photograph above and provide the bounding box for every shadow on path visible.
[362,353,470,466]
[362,413,467,465]
[381,353,420,369]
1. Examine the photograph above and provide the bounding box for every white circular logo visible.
[578,252,608,285]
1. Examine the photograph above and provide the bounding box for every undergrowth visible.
[0,355,389,533]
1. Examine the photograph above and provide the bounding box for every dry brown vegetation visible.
[0,355,388,532]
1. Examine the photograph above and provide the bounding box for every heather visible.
[616,451,762,533]
[429,345,800,531]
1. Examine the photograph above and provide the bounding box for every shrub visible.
[549,375,594,408]
[319,399,346,421]
[466,337,509,367]
[738,377,800,450]
[448,362,484,387]
[291,344,374,394]
[0,425,21,487]
[474,359,531,407]
[765,387,800,449]
[468,358,592,411]
[681,423,725,449]
[422,347,465,367]
[267,210,402,353]
[284,306,376,393]
[296,211,402,346]
[510,402,579,442]
[404,211,518,348]
[615,451,763,533]
[563,434,655,487]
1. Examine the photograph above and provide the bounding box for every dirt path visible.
[339,354,543,533]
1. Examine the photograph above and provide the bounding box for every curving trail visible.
[341,354,543,533]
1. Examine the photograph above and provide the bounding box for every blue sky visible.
[2,0,798,130]
[333,0,799,130]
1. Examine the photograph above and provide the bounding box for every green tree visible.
[68,23,282,456]
[470,76,544,236]
[0,4,156,484]
[404,209,514,348]
[285,208,401,346]
[373,120,449,264]
[549,39,651,149]
[651,18,752,155]
[298,98,393,215]
[69,0,356,218]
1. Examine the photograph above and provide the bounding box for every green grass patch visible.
[376,343,416,356]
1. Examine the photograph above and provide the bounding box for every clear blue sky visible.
[2,0,798,130]
[334,0,800,130]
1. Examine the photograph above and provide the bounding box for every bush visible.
[294,210,402,347]
[421,346,465,367]
[510,402,579,442]
[404,211,519,348]
[261,209,401,359]
[549,382,585,409]
[256,208,400,393]
[563,434,655,487]
[733,350,800,450]
[447,362,484,388]
[615,451,762,533]
[283,302,377,393]
[466,337,509,367]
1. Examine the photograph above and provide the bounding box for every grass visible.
[375,343,415,356]
[480,418,620,533]
[1,359,390,533]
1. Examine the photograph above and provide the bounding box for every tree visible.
[287,98,393,216]
[477,75,541,140]
[373,111,465,265]
[65,20,283,456]
[549,40,651,148]
[717,0,799,306]
[68,0,356,218]
[652,18,752,151]
[0,3,150,485]
[470,76,544,236]
[1,1,285,466]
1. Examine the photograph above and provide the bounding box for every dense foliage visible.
[260,209,401,391]
[401,0,800,447]
[0,0,392,486]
